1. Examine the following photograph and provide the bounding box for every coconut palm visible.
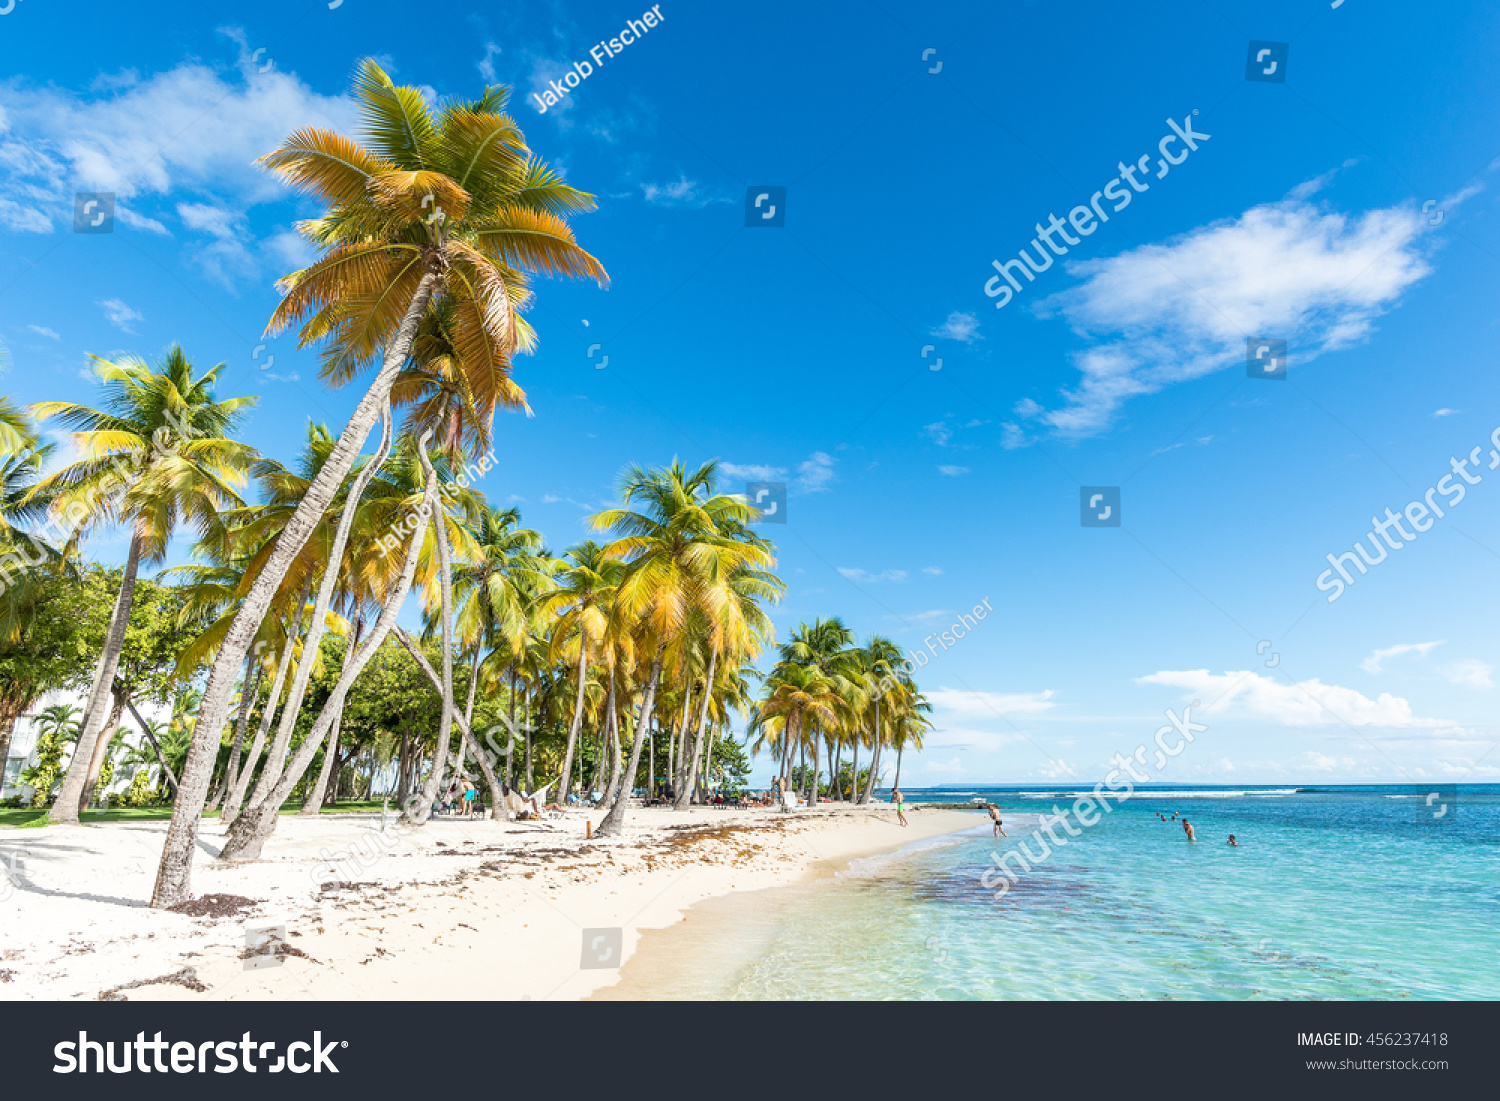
[537,540,615,804]
[156,60,605,907]
[590,460,772,836]
[30,346,255,826]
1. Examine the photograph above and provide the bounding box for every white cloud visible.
[640,174,725,207]
[922,421,952,446]
[937,464,969,476]
[931,310,983,344]
[1361,640,1442,674]
[923,757,965,775]
[26,325,59,339]
[720,461,786,482]
[98,297,143,332]
[922,566,942,575]
[1433,408,1457,417]
[927,687,1057,719]
[1020,193,1441,437]
[477,42,502,85]
[1443,659,1493,689]
[262,371,300,383]
[796,451,835,493]
[0,48,355,236]
[837,567,908,583]
[1138,669,1447,728]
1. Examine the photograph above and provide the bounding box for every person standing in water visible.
[892,788,907,827]
[1182,819,1196,841]
[1227,834,1238,846]
[989,804,1006,837]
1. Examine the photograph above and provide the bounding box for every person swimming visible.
[1181,819,1195,841]
[1227,834,1238,846]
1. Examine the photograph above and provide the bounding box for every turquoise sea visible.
[628,785,1500,999]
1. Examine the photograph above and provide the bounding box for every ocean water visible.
[626,785,1500,1000]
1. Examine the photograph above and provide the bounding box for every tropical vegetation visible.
[0,60,930,908]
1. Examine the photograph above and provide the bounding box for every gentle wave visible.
[1014,789,1296,799]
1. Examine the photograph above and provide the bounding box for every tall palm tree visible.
[30,346,255,826]
[157,60,605,907]
[537,540,613,804]
[859,636,905,803]
[590,460,771,836]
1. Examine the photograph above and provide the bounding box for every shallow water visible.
[613,785,1500,1000]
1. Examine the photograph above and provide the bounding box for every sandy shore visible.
[0,804,977,1001]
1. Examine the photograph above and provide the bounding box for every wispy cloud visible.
[1360,640,1442,674]
[98,297,143,332]
[937,464,969,477]
[720,461,785,482]
[838,567,908,583]
[477,42,502,84]
[796,451,835,493]
[1433,408,1457,417]
[927,687,1057,719]
[641,174,727,208]
[1139,669,1447,728]
[1443,659,1493,689]
[26,325,59,340]
[931,310,983,344]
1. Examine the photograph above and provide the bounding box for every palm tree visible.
[156,60,605,907]
[750,663,841,801]
[30,346,255,826]
[590,460,772,836]
[537,540,613,804]
[217,431,444,862]
[859,636,905,803]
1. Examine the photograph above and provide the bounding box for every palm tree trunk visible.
[557,645,589,804]
[851,729,859,804]
[596,644,667,837]
[893,744,903,792]
[79,688,126,811]
[829,738,841,801]
[407,441,457,826]
[677,650,717,810]
[861,700,882,804]
[301,616,364,815]
[211,656,259,810]
[217,435,440,862]
[242,570,316,811]
[152,268,442,909]
[222,577,308,824]
[260,409,396,800]
[524,683,534,792]
[647,719,655,796]
[504,665,516,786]
[123,694,179,793]
[52,530,143,825]
[603,665,621,803]
[391,628,506,816]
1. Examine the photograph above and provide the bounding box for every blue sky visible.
[3,0,1500,786]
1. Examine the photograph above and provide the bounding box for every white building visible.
[2,690,173,804]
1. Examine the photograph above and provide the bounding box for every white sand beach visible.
[0,805,976,1001]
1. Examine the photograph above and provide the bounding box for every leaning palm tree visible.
[30,347,255,826]
[154,60,606,907]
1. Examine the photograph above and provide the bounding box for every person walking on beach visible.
[460,777,477,818]
[893,788,907,827]
[1181,819,1195,841]
[989,804,1006,838]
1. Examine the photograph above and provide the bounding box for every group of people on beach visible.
[1156,810,1236,845]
